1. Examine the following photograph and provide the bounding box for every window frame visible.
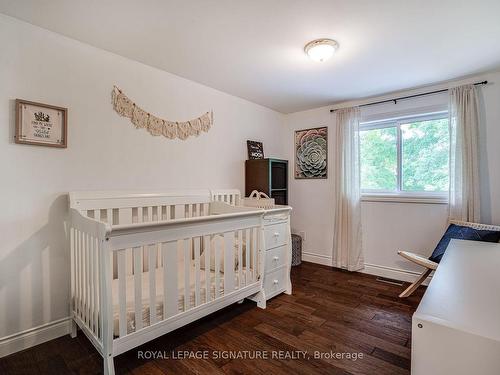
[359,111,449,204]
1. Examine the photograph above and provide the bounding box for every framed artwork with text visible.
[15,99,68,148]
[247,140,264,159]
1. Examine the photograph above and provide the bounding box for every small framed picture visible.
[15,99,68,148]
[247,140,264,159]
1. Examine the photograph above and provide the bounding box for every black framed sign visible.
[247,140,264,159]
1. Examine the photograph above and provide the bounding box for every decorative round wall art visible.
[111,86,213,140]
[294,126,328,179]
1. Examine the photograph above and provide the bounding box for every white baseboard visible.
[302,251,432,285]
[0,317,71,358]
[361,263,433,285]
[302,251,332,266]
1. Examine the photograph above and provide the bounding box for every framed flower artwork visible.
[294,126,327,179]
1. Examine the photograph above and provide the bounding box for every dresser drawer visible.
[264,266,287,298]
[264,223,288,249]
[265,245,286,272]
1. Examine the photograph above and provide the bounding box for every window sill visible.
[361,194,448,204]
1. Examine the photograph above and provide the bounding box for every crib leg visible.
[70,319,77,338]
[104,355,115,375]
[254,290,266,309]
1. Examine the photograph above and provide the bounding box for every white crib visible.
[68,189,264,375]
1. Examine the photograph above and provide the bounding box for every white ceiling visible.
[2,0,500,113]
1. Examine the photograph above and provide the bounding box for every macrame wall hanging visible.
[111,86,213,140]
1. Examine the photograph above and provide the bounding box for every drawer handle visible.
[273,279,279,285]
[273,232,280,237]
[273,256,279,261]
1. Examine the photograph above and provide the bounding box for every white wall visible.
[286,70,500,279]
[0,14,286,340]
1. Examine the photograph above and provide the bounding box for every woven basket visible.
[291,234,302,266]
[242,190,275,209]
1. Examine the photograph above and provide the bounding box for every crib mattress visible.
[111,259,253,336]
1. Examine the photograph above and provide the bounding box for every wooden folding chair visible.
[397,219,500,298]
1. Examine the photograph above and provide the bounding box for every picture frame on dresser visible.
[15,99,68,148]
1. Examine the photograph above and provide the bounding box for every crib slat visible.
[73,229,78,318]
[80,230,84,319]
[245,228,251,285]
[70,228,75,317]
[80,231,85,320]
[238,230,243,289]
[163,241,178,318]
[93,238,99,336]
[149,245,157,325]
[253,228,257,282]
[77,230,82,321]
[75,230,80,318]
[184,240,190,311]
[81,230,85,321]
[133,247,143,331]
[224,232,235,293]
[194,237,200,306]
[139,209,149,272]
[204,236,210,303]
[117,250,127,337]
[86,233,91,324]
[89,236,94,333]
[82,233,88,324]
[214,236,220,299]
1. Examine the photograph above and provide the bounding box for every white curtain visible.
[332,107,364,271]
[449,84,481,222]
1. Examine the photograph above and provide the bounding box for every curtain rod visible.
[329,80,488,113]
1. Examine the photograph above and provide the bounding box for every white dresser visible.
[412,239,500,375]
[249,205,292,307]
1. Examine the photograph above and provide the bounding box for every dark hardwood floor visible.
[0,262,426,375]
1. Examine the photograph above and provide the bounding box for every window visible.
[360,113,449,201]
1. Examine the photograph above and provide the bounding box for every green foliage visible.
[360,118,449,192]
[401,118,449,191]
[360,127,397,190]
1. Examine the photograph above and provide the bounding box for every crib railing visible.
[69,207,264,357]
[211,189,241,206]
[84,202,211,225]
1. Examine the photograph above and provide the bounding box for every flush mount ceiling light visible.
[304,39,339,62]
